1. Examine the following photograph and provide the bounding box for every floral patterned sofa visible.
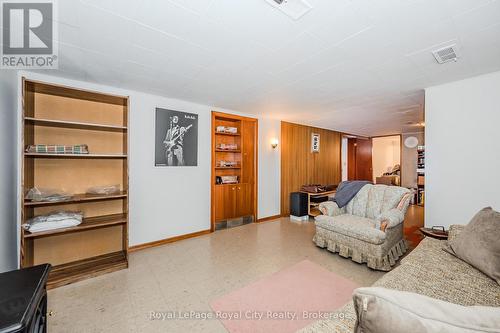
[313,184,412,271]
[300,226,500,333]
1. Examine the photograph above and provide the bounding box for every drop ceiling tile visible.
[205,0,304,50]
[29,0,500,136]
[442,0,497,18]
[131,2,203,41]
[452,0,500,36]
[168,0,214,15]
[246,32,327,75]
[307,3,372,47]
[80,0,143,20]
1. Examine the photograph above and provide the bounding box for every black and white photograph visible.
[155,108,198,166]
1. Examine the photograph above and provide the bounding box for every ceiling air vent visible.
[265,0,312,20]
[432,44,460,64]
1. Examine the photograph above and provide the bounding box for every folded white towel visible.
[23,211,83,233]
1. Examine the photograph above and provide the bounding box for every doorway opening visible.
[341,135,373,181]
[372,135,401,185]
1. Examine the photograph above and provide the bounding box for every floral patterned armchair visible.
[314,184,412,271]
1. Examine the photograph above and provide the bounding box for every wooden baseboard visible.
[129,229,211,252]
[256,214,282,223]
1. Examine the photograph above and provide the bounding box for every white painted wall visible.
[425,70,500,229]
[16,72,281,249]
[341,137,348,181]
[401,132,424,188]
[372,136,400,182]
[258,118,281,218]
[0,71,18,273]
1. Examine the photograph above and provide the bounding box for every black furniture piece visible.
[0,264,51,333]
[290,192,308,219]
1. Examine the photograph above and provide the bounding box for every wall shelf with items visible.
[211,112,257,231]
[21,78,129,289]
[416,145,425,206]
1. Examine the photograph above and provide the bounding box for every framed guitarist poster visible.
[155,108,198,166]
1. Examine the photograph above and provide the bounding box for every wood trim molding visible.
[257,214,282,223]
[129,229,211,252]
[212,110,258,122]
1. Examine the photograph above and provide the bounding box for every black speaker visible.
[0,264,51,333]
[290,192,308,217]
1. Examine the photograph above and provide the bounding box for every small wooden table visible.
[300,190,336,217]
[419,227,448,240]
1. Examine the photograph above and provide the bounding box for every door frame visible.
[211,111,258,232]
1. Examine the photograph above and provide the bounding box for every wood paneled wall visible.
[280,122,342,215]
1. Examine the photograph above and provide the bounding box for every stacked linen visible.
[23,211,83,233]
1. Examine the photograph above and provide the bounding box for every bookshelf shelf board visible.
[215,132,240,136]
[24,117,127,131]
[215,149,241,153]
[24,191,127,207]
[23,213,128,239]
[24,153,127,159]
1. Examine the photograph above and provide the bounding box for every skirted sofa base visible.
[313,222,407,271]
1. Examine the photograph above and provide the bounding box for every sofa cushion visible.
[315,214,386,245]
[444,207,500,285]
[345,184,410,219]
[345,185,370,217]
[352,287,500,333]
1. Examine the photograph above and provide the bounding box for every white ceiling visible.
[33,0,500,136]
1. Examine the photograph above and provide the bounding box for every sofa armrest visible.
[319,201,344,217]
[376,209,404,231]
[448,224,465,241]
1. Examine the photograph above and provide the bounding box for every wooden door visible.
[355,138,373,181]
[347,138,357,181]
[347,138,373,181]
[240,120,256,218]
[214,185,236,221]
[236,183,253,217]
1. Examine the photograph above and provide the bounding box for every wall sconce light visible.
[271,138,279,149]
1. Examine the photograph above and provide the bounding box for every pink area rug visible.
[210,260,359,333]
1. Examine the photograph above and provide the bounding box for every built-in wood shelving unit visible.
[211,112,257,231]
[21,79,129,288]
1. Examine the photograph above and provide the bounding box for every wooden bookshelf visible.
[21,78,129,288]
[211,112,257,230]
[417,145,425,206]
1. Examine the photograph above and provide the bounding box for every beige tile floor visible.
[47,218,385,333]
